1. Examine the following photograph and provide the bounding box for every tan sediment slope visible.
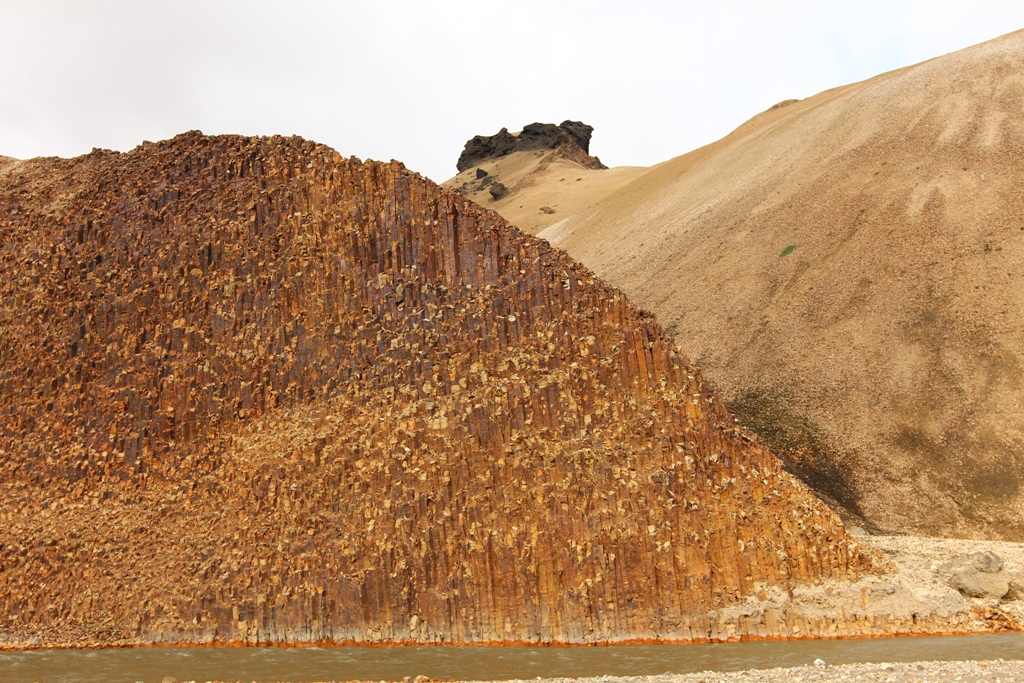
[0,133,886,648]
[443,150,647,235]
[541,29,1024,539]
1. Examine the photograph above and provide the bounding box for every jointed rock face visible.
[0,133,874,647]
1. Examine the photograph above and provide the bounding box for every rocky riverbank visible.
[183,659,1024,683]
[461,661,1024,683]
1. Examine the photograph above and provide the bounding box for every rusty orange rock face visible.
[0,133,876,647]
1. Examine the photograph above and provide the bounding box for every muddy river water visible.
[3,633,1024,683]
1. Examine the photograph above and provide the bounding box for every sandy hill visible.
[537,29,1024,540]
[443,122,647,234]
[0,132,882,648]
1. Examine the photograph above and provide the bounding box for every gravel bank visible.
[461,660,1024,682]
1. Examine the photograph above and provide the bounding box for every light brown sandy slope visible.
[443,148,646,234]
[540,29,1024,539]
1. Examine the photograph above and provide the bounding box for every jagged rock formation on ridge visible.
[444,122,641,235]
[0,132,892,648]
[456,121,606,173]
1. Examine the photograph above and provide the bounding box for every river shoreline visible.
[5,634,1024,683]
[468,661,1024,683]
[162,660,1024,683]
[442,661,1024,683]
[0,626,1018,652]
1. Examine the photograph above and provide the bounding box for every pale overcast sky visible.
[2,1,1023,182]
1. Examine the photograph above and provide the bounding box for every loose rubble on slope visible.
[0,133,1015,649]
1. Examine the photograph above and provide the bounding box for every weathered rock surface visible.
[0,131,884,648]
[456,121,606,173]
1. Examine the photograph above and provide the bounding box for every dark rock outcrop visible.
[0,132,877,648]
[456,127,517,172]
[456,120,606,172]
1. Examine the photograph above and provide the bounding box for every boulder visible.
[940,551,1010,599]
[488,182,509,200]
[948,569,1010,599]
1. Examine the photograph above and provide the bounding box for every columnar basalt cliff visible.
[1,133,890,648]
